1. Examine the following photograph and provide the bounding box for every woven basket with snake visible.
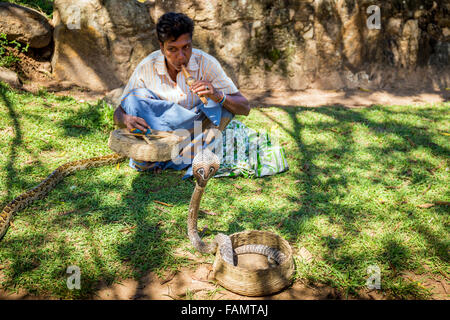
[188,148,295,296]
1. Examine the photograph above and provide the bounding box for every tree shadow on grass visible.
[238,103,448,298]
[1,83,447,299]
[0,83,24,203]
[59,100,114,138]
[0,162,194,298]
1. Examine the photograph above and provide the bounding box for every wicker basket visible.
[108,128,185,161]
[108,116,232,162]
[212,230,295,296]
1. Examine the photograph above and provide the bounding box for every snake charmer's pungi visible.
[113,12,251,178]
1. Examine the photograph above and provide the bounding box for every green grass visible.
[0,82,448,299]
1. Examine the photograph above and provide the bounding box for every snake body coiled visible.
[187,148,286,265]
[0,153,126,240]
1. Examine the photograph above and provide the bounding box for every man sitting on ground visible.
[113,12,250,176]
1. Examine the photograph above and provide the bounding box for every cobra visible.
[188,148,286,265]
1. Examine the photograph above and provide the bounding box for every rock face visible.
[51,0,450,92]
[0,2,52,48]
[51,0,158,91]
[0,67,21,87]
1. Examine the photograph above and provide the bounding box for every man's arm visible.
[220,91,251,116]
[113,105,151,132]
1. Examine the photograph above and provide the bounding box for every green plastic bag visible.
[214,120,289,178]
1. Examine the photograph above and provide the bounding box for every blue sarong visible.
[120,88,233,179]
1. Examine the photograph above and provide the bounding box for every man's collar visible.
[156,49,199,76]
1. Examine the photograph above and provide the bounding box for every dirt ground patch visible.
[1,248,447,300]
[91,264,358,301]
[242,87,449,109]
[16,76,450,109]
[0,263,380,301]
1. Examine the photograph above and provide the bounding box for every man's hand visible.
[190,80,223,103]
[124,114,151,132]
[189,81,250,116]
[114,105,151,132]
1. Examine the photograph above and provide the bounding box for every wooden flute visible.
[181,65,208,105]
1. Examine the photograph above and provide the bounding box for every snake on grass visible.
[0,148,286,267]
[0,153,126,240]
[188,148,286,266]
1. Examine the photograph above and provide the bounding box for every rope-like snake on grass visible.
[188,148,286,265]
[0,153,126,240]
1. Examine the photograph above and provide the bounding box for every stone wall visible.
[50,0,450,92]
[52,0,157,91]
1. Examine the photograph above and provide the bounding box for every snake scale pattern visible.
[188,148,286,265]
[0,153,126,240]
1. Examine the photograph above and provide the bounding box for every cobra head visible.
[192,148,220,187]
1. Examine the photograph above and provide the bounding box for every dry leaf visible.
[418,203,435,208]
[155,205,169,213]
[119,225,136,233]
[154,200,173,207]
[406,137,416,147]
[233,184,243,190]
[298,247,313,263]
[200,209,218,216]
[159,270,177,285]
[276,218,286,228]
[59,207,90,216]
[422,185,431,195]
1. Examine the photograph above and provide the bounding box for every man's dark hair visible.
[156,12,194,44]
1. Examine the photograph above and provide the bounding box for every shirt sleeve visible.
[120,63,152,104]
[202,56,239,95]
